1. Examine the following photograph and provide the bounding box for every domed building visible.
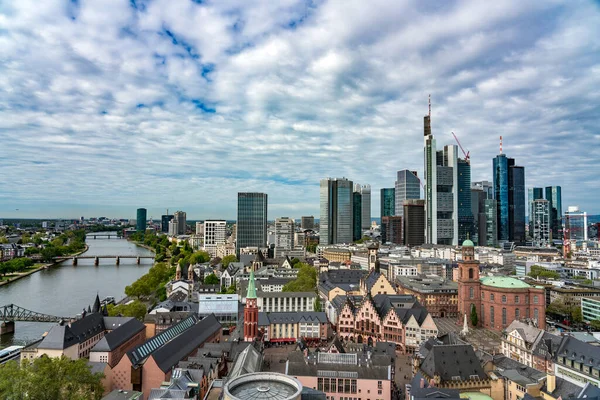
[457,239,545,331]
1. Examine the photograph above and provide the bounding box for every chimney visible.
[547,373,556,393]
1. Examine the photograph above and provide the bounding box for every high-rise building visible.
[173,211,187,235]
[274,217,295,258]
[380,188,395,219]
[493,154,525,244]
[168,219,178,236]
[196,221,204,235]
[161,215,174,233]
[203,220,227,257]
[403,199,425,246]
[484,199,498,246]
[352,190,362,241]
[320,178,353,245]
[395,170,420,220]
[301,216,314,230]
[457,159,473,243]
[237,193,268,254]
[136,208,147,232]
[381,216,403,244]
[532,199,550,246]
[545,186,562,240]
[528,187,544,236]
[358,184,371,231]
[471,181,493,246]
[565,206,588,242]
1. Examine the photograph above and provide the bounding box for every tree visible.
[283,264,317,292]
[204,273,219,285]
[470,304,478,327]
[314,296,322,312]
[0,356,104,400]
[189,251,211,265]
[590,320,600,331]
[221,255,237,268]
[107,300,148,320]
[528,265,560,280]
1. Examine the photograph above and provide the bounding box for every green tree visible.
[107,300,148,320]
[590,320,600,331]
[0,236,8,244]
[283,263,317,292]
[314,296,322,312]
[189,251,211,265]
[528,265,560,280]
[0,356,104,400]
[470,304,478,327]
[221,255,237,268]
[204,273,219,285]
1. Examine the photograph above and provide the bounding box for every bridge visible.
[86,232,122,239]
[0,304,71,335]
[55,255,154,266]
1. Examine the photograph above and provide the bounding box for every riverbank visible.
[131,242,156,253]
[0,244,90,288]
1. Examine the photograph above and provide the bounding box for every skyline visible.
[1,1,599,219]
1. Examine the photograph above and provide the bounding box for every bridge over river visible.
[54,255,154,265]
[0,304,71,335]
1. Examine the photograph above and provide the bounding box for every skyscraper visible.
[236,193,268,254]
[381,216,402,244]
[457,159,473,243]
[532,199,550,246]
[394,170,420,219]
[493,153,525,244]
[403,199,425,246]
[136,208,147,232]
[203,220,227,257]
[545,186,562,240]
[471,181,493,246]
[301,216,314,230]
[161,214,174,233]
[484,199,498,246]
[274,217,294,258]
[380,188,395,219]
[528,187,544,236]
[173,211,187,235]
[320,178,353,245]
[353,190,362,241]
[359,184,371,230]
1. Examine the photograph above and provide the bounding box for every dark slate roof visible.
[147,389,188,399]
[144,311,193,324]
[168,291,188,302]
[239,254,255,267]
[541,376,585,400]
[322,270,367,284]
[409,372,461,400]
[91,318,145,352]
[87,361,107,375]
[555,335,600,369]
[301,387,327,400]
[420,344,487,382]
[258,312,328,325]
[40,312,105,350]
[102,389,143,400]
[286,350,391,380]
[492,355,545,386]
[152,314,222,373]
[532,331,562,359]
[363,270,384,292]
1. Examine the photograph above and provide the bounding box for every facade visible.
[258,312,329,343]
[554,335,600,387]
[321,247,352,263]
[457,240,546,331]
[358,184,371,231]
[172,211,187,235]
[545,186,562,240]
[236,192,268,254]
[203,220,226,257]
[136,208,147,232]
[352,189,362,241]
[501,320,561,373]
[274,217,295,258]
[380,188,395,219]
[532,199,551,246]
[381,216,402,244]
[581,297,600,323]
[403,199,425,246]
[493,154,525,244]
[243,270,259,342]
[471,181,493,246]
[396,275,458,318]
[301,216,314,230]
[395,170,420,221]
[457,159,473,244]
[258,291,317,312]
[287,351,392,400]
[320,178,353,245]
[197,294,239,326]
[529,187,544,236]
[484,199,498,246]
[89,319,146,368]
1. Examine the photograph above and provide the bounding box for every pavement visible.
[434,317,502,353]
[263,345,295,373]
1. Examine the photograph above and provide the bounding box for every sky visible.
[0,0,599,220]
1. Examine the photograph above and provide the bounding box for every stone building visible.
[396,275,458,318]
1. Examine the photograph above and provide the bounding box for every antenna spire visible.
[500,136,503,154]
[428,94,431,118]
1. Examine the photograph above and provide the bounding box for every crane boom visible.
[451,131,470,163]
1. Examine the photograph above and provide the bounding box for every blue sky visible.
[0,0,599,220]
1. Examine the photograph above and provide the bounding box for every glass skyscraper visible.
[395,170,420,219]
[320,178,353,245]
[236,193,268,254]
[493,154,525,244]
[457,159,473,243]
[136,208,147,232]
[380,188,395,219]
[545,186,562,240]
[493,155,510,242]
[353,191,362,241]
[528,187,544,236]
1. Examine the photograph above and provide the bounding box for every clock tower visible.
[457,238,481,326]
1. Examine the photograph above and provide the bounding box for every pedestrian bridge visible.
[54,255,154,265]
[0,304,71,335]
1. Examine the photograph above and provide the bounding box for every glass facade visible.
[493,155,509,242]
[136,208,147,232]
[236,193,267,253]
[457,159,473,243]
[528,187,544,236]
[353,191,362,241]
[509,165,526,244]
[320,178,354,244]
[161,215,173,233]
[395,170,420,219]
[380,188,395,219]
[545,186,562,240]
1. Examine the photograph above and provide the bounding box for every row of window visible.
[470,289,539,305]
[486,306,538,325]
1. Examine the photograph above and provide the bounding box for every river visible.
[0,234,154,348]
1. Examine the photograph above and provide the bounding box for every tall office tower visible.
[472,181,493,246]
[196,221,204,235]
[545,186,562,240]
[161,215,174,233]
[484,199,498,246]
[380,188,395,219]
[274,217,295,258]
[173,211,187,235]
[565,206,588,241]
[136,208,147,232]
[381,216,403,244]
[493,153,525,244]
[320,178,353,245]
[528,187,544,236]
[395,170,420,219]
[457,159,473,243]
[358,184,371,230]
[237,193,268,254]
[403,199,425,246]
[352,189,362,241]
[168,219,178,236]
[203,220,227,257]
[532,199,550,246]
[301,216,314,230]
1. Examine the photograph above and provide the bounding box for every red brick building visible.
[457,239,546,331]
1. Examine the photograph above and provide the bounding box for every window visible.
[469,268,474,279]
[502,295,507,303]
[490,306,495,324]
[534,295,538,304]
[338,379,343,393]
[351,380,357,394]
[515,308,520,320]
[470,287,474,299]
[481,292,485,300]
[502,308,507,325]
[378,381,383,389]
[534,308,539,321]
[490,294,495,302]
[515,295,520,304]
[318,378,323,391]
[526,308,530,318]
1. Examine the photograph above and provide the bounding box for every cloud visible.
[0,0,599,220]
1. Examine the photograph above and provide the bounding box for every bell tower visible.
[457,238,481,326]
[244,269,259,342]
[367,243,378,271]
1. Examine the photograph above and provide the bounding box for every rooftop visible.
[225,373,303,400]
[480,276,532,289]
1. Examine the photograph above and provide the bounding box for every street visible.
[434,317,502,353]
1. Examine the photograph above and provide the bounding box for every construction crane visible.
[451,131,470,164]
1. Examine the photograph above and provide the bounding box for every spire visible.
[87,305,92,313]
[246,268,257,299]
[92,294,101,313]
[176,263,182,280]
[102,304,108,317]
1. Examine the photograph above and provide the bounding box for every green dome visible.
[462,239,474,247]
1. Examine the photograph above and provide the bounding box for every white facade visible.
[258,293,316,312]
[274,217,295,258]
[532,199,551,246]
[203,220,227,257]
[359,184,371,231]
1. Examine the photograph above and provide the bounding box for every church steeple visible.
[247,269,257,299]
[175,263,182,281]
[244,269,259,342]
[92,294,101,313]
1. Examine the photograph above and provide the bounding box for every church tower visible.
[457,238,481,326]
[187,265,194,282]
[244,269,259,342]
[175,263,182,281]
[367,243,379,271]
